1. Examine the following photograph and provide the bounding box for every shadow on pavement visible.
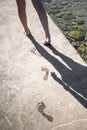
[28,35,87,108]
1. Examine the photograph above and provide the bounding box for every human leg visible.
[31,0,51,44]
[16,0,30,35]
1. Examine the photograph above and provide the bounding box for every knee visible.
[31,0,43,10]
[16,0,26,10]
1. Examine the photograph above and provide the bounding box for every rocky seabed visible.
[42,0,87,63]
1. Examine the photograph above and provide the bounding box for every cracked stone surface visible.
[0,0,87,130]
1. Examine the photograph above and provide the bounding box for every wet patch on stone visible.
[30,47,41,57]
[36,102,53,122]
[41,66,49,80]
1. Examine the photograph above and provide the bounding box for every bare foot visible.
[43,40,51,45]
[43,36,51,45]
[23,27,31,36]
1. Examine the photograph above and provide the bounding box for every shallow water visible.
[42,0,87,63]
[43,0,87,27]
[68,0,87,27]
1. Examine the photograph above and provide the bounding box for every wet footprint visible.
[30,47,41,57]
[41,66,49,80]
[36,102,53,122]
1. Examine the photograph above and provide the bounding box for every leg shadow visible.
[28,35,87,108]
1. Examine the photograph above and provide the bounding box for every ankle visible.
[45,35,51,43]
[23,27,30,35]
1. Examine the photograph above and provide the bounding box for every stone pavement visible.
[0,0,87,130]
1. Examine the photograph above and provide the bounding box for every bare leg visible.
[16,0,30,35]
[31,0,51,44]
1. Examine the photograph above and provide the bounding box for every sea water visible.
[42,0,87,63]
